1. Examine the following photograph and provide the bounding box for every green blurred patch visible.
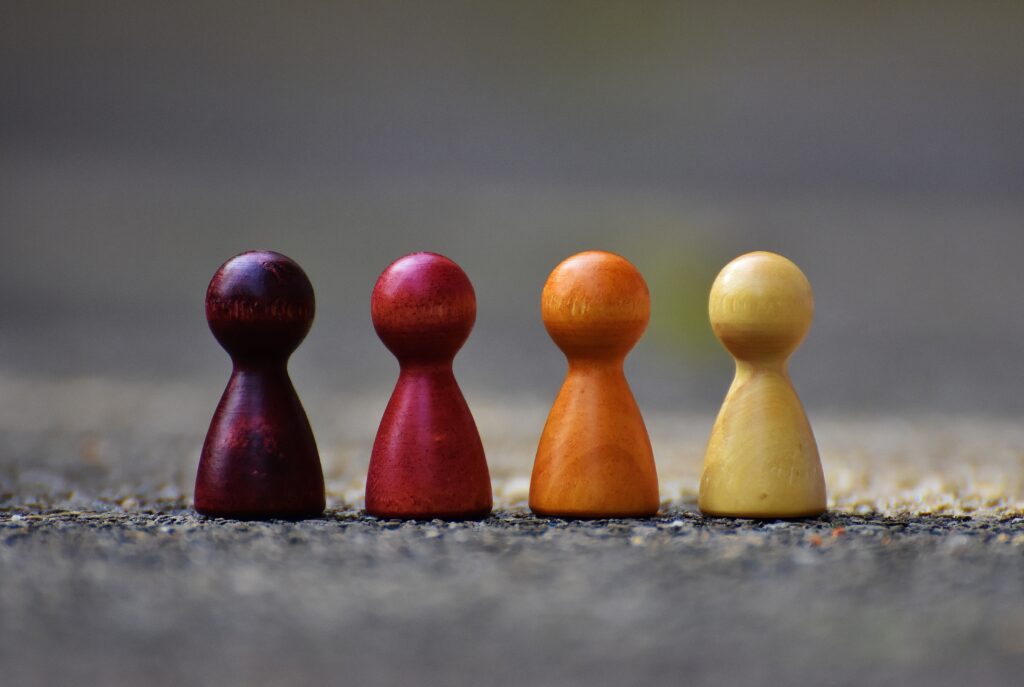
[630,239,721,358]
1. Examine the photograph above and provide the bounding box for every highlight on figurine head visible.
[708,251,813,362]
[205,250,315,362]
[371,252,477,361]
[541,250,650,358]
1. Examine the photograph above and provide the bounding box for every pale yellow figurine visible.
[698,251,826,518]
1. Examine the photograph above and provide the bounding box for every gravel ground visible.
[2,377,1024,686]
[2,509,1024,687]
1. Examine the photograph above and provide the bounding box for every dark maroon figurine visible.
[366,252,493,520]
[195,250,325,519]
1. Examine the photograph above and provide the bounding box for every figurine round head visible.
[371,252,476,361]
[708,251,813,362]
[542,250,650,357]
[206,250,315,361]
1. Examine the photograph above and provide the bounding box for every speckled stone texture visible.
[2,378,1024,685]
[2,509,1024,687]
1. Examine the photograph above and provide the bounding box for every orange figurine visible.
[529,250,660,518]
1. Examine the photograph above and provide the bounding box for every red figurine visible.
[195,250,326,519]
[365,252,493,520]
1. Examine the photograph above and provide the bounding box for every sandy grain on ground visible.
[1,375,1022,516]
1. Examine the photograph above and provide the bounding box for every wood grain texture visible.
[365,252,492,520]
[699,251,826,518]
[530,250,660,518]
[195,250,326,519]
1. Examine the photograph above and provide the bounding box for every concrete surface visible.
[2,376,1024,686]
[2,509,1023,687]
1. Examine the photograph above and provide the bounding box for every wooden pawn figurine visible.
[699,251,826,518]
[365,252,492,520]
[530,250,660,518]
[195,250,326,519]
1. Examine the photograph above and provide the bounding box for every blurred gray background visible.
[2,0,1023,413]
